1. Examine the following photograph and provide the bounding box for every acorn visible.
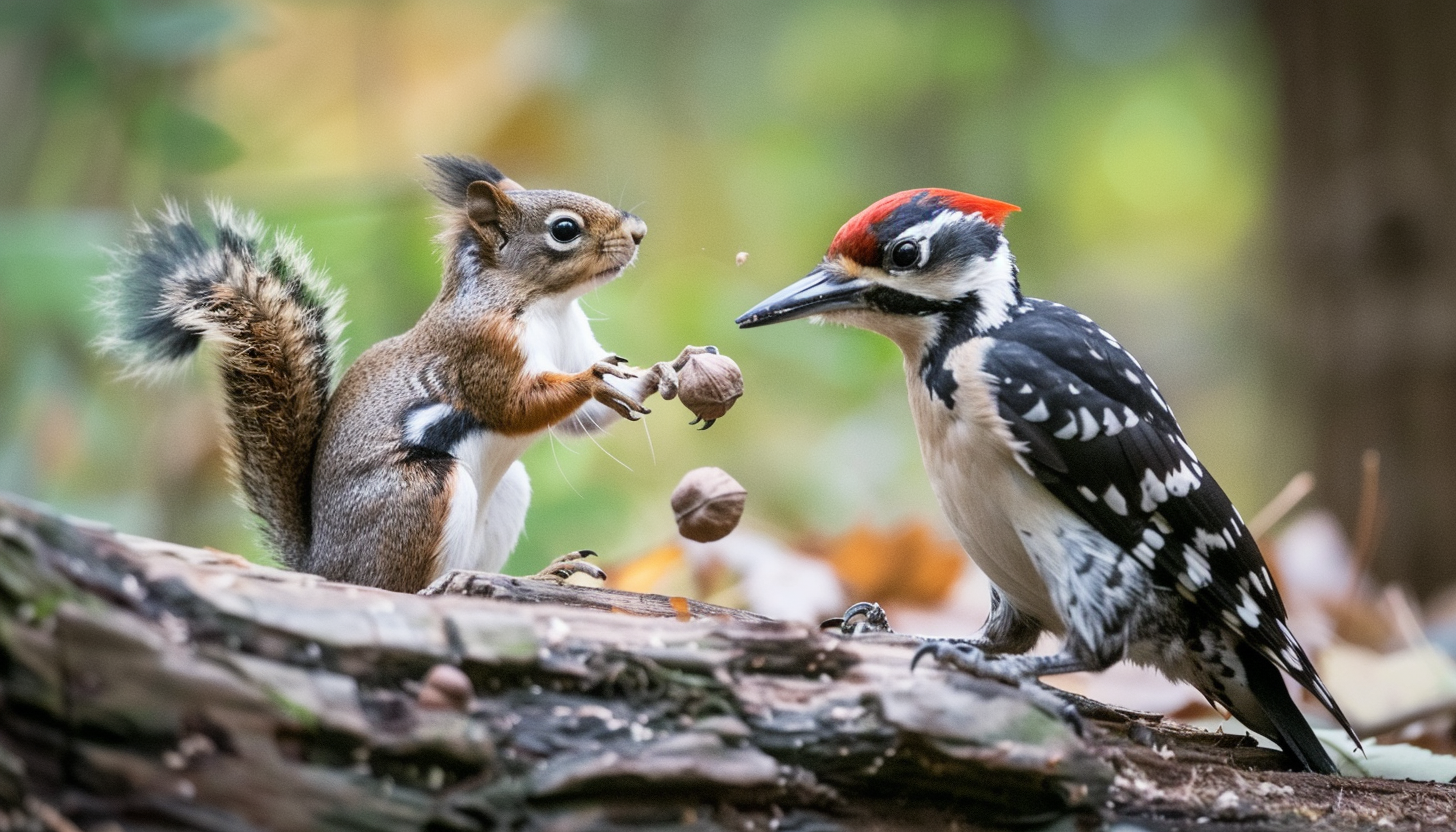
[417,664,473,712]
[677,351,743,429]
[671,467,747,543]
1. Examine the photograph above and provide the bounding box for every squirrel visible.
[102,155,711,593]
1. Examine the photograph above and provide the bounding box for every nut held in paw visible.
[671,467,747,542]
[677,352,743,424]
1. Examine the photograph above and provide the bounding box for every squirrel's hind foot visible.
[529,549,607,583]
[416,551,606,597]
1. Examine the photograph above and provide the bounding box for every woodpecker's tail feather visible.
[101,201,344,565]
[1227,641,1340,775]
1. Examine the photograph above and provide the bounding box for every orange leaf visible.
[607,545,685,595]
[814,521,966,606]
[669,595,692,622]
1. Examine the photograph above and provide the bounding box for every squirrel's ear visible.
[464,180,520,240]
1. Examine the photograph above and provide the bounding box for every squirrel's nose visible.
[622,214,647,245]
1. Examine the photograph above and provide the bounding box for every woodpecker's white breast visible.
[908,336,1131,635]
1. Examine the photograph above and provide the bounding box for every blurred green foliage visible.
[0,0,1301,573]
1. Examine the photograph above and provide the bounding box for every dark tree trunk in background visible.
[1265,1,1456,598]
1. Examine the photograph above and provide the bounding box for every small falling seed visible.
[677,352,743,428]
[671,467,746,543]
[735,251,749,266]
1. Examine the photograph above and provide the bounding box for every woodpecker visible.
[736,189,1359,774]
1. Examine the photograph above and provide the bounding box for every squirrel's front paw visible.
[591,355,637,380]
[588,373,650,420]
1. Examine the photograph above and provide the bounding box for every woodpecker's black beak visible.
[735,268,873,328]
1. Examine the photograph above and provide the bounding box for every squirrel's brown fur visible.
[101,201,341,563]
[104,157,665,591]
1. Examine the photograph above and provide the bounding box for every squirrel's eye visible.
[891,239,922,269]
[550,217,582,243]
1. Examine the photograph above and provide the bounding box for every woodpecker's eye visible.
[550,217,582,243]
[890,239,923,269]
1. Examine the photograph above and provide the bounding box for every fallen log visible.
[0,493,1452,831]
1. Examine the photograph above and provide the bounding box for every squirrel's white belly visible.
[521,296,605,375]
[433,297,606,578]
[434,430,538,577]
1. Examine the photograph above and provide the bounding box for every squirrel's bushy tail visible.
[101,201,344,565]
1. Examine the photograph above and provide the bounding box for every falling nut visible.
[418,664,473,712]
[671,467,746,543]
[677,352,743,429]
[735,251,749,266]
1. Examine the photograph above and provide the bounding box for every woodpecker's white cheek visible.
[950,243,1019,331]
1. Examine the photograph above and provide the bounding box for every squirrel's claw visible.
[592,359,635,381]
[530,550,607,583]
[593,381,650,419]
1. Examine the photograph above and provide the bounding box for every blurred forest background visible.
[1,0,1452,623]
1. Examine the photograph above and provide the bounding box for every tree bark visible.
[0,493,1453,831]
[1264,0,1456,596]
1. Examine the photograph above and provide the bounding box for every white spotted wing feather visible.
[980,299,1354,739]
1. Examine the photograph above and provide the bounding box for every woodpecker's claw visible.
[823,601,895,635]
[911,640,1022,684]
[687,415,716,430]
[909,641,938,671]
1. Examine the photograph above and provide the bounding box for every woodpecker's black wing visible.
[978,300,1355,743]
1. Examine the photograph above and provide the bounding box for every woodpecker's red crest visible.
[829,189,1020,267]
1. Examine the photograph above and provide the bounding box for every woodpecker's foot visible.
[530,550,607,583]
[1025,686,1090,739]
[911,640,1025,685]
[822,601,896,635]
